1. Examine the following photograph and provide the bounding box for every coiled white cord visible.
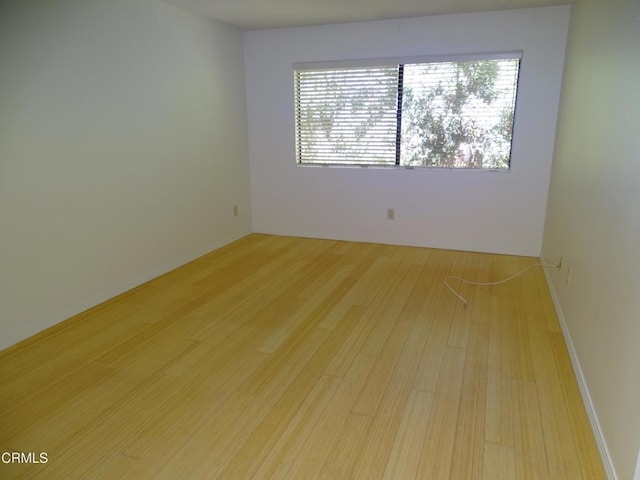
[445,263,558,307]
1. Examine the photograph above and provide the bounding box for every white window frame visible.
[293,51,522,170]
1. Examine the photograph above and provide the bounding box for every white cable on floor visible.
[445,263,558,307]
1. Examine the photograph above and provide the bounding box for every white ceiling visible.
[161,0,572,30]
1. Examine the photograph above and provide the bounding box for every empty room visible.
[1,0,638,478]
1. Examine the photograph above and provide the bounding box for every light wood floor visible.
[0,234,605,479]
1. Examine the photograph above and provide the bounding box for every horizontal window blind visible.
[400,58,520,168]
[294,56,521,169]
[294,67,398,165]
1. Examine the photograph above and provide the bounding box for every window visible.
[294,54,521,169]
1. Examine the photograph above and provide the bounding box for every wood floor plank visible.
[0,317,150,410]
[5,363,149,453]
[511,379,550,480]
[351,309,433,479]
[258,264,354,354]
[550,332,606,479]
[317,250,394,330]
[149,390,259,480]
[1,360,117,444]
[382,389,434,480]
[83,451,165,480]
[534,268,563,333]
[447,251,478,348]
[449,320,490,480]
[470,252,494,324]
[251,376,343,479]
[359,249,427,356]
[485,297,514,447]
[122,350,269,461]
[415,346,467,480]
[412,248,460,393]
[270,352,376,479]
[0,234,606,480]
[352,283,429,416]
[505,258,538,383]
[525,314,583,479]
[316,413,373,480]
[322,305,370,378]
[190,310,362,479]
[482,441,516,480]
[28,373,188,480]
[217,374,341,480]
[412,301,455,393]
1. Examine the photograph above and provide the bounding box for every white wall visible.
[542,0,640,478]
[244,6,570,256]
[0,0,251,350]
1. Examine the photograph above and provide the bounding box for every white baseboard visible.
[0,235,246,352]
[542,266,618,480]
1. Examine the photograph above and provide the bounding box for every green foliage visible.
[400,59,517,169]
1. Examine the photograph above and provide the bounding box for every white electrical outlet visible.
[387,208,395,220]
[544,256,563,269]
